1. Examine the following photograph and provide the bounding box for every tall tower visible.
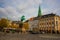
[38,5,42,17]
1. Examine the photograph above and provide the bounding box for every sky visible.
[0,0,60,21]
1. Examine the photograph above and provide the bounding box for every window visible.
[52,22,55,27]
[49,22,51,25]
[56,21,58,26]
[56,17,58,20]
[52,18,54,20]
[52,22,54,24]
[47,23,48,24]
[56,18,57,20]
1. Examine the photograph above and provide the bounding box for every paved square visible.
[0,32,60,40]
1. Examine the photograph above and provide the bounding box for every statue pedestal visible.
[21,28,26,33]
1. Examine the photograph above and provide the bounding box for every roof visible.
[40,13,60,18]
[27,13,60,21]
[12,21,21,24]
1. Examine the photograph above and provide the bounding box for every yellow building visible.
[39,13,60,33]
[23,21,29,32]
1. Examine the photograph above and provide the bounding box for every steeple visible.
[38,5,42,17]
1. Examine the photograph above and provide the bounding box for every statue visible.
[21,15,25,22]
[19,15,25,33]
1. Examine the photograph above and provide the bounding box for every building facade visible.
[28,17,39,31]
[39,13,60,33]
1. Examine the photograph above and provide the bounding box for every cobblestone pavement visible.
[0,32,60,40]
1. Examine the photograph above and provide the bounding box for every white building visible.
[28,17,39,31]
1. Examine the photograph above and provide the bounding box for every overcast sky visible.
[0,0,60,21]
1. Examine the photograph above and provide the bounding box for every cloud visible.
[0,6,20,20]
[0,0,60,20]
[0,0,43,20]
[42,8,60,15]
[25,0,42,5]
[41,0,60,15]
[0,7,8,17]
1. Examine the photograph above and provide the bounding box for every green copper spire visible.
[38,5,42,17]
